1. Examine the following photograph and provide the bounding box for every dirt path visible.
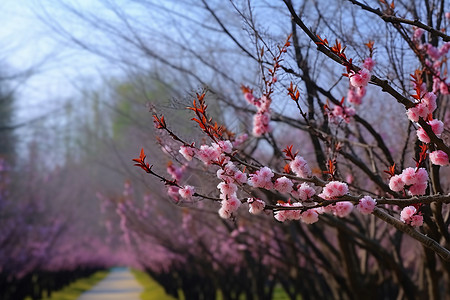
[77,267,142,300]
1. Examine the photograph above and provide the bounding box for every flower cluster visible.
[400,206,423,227]
[243,90,273,136]
[196,140,233,165]
[406,92,437,123]
[247,198,265,215]
[357,196,377,215]
[416,119,444,143]
[346,57,374,106]
[289,156,312,178]
[429,150,449,166]
[389,167,428,195]
[319,181,349,199]
[248,166,275,189]
[274,202,319,224]
[328,104,356,124]
[179,185,195,200]
[413,28,450,95]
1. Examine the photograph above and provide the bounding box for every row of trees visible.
[2,0,450,299]
[114,1,450,299]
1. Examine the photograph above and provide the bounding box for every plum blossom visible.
[362,57,375,71]
[389,167,428,195]
[300,209,319,224]
[416,119,444,143]
[400,206,423,226]
[253,111,271,136]
[349,68,371,88]
[179,145,196,161]
[179,185,195,200]
[389,175,404,192]
[247,198,265,215]
[289,156,312,178]
[213,140,233,154]
[219,195,241,219]
[217,182,238,197]
[334,201,354,218]
[197,144,221,165]
[320,181,349,199]
[357,196,377,215]
[274,202,302,222]
[248,166,274,189]
[429,150,449,166]
[294,182,316,201]
[274,176,294,194]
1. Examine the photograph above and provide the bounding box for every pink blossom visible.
[274,176,294,194]
[415,168,428,184]
[430,150,449,166]
[429,119,444,135]
[400,206,422,226]
[416,127,430,143]
[219,196,241,219]
[408,183,427,196]
[349,68,371,88]
[413,28,424,40]
[423,92,437,112]
[274,202,302,222]
[167,186,180,203]
[400,206,416,221]
[415,102,430,119]
[179,145,196,161]
[217,182,238,197]
[362,57,375,71]
[247,198,265,215]
[167,164,184,181]
[218,206,232,219]
[248,167,274,190]
[301,209,319,224]
[197,145,220,164]
[440,42,450,57]
[446,12,450,19]
[406,107,420,122]
[401,167,417,185]
[234,171,248,184]
[440,81,449,95]
[290,156,312,178]
[410,215,424,227]
[274,210,288,222]
[344,107,356,121]
[252,111,271,136]
[347,89,361,105]
[426,44,441,60]
[213,140,233,153]
[259,166,274,180]
[179,185,195,200]
[389,175,404,192]
[244,92,257,105]
[334,201,354,218]
[357,86,366,97]
[357,196,377,215]
[322,181,349,199]
[296,183,316,201]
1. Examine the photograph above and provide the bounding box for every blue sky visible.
[0,0,114,128]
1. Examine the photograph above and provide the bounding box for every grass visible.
[36,270,109,300]
[131,270,299,300]
[131,269,178,300]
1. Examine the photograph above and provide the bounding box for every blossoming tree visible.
[123,1,450,299]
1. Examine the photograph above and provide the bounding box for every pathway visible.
[77,267,142,300]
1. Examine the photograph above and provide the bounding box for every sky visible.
[0,0,117,130]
